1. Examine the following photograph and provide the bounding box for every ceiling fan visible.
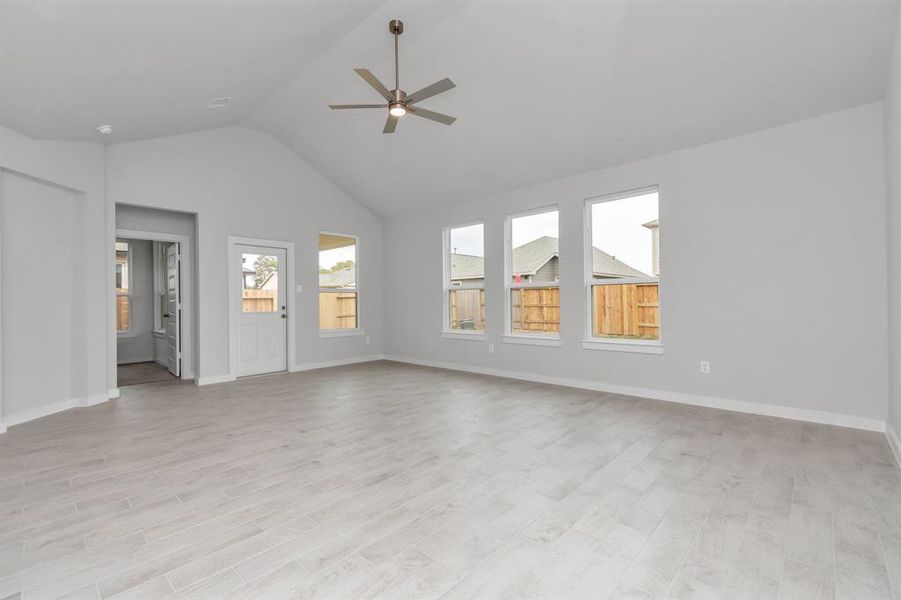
[328,19,456,134]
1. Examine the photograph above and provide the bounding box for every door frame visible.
[115,228,194,380]
[227,236,296,379]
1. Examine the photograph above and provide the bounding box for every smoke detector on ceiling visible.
[208,97,233,109]
[96,125,112,135]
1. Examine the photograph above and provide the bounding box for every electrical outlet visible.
[700,361,710,374]
[365,336,371,344]
[488,343,495,353]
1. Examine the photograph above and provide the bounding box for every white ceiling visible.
[0,1,381,142]
[2,1,897,216]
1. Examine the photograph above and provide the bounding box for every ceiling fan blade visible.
[407,106,456,126]
[406,78,455,104]
[354,68,393,101]
[383,114,400,134]
[329,104,386,109]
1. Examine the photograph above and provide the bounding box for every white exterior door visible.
[237,244,287,376]
[165,242,181,377]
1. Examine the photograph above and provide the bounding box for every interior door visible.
[165,242,181,377]
[237,244,287,377]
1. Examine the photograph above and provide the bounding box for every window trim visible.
[318,230,362,334]
[442,221,486,337]
[583,185,663,351]
[115,239,133,336]
[504,205,561,343]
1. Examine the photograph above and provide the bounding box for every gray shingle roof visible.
[319,266,355,288]
[450,253,485,280]
[449,236,648,280]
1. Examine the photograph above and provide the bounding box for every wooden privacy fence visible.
[449,289,485,330]
[592,282,659,339]
[319,291,358,329]
[116,296,130,331]
[242,289,276,312]
[511,287,560,334]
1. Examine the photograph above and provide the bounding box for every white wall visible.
[0,126,107,428]
[383,103,889,427]
[116,239,154,364]
[1,171,87,416]
[105,126,384,382]
[885,10,901,457]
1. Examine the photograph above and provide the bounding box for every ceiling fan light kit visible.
[328,19,456,134]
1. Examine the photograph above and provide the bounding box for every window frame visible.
[504,205,562,347]
[582,185,663,354]
[115,240,133,336]
[318,230,363,337]
[442,221,487,340]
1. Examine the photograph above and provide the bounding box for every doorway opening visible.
[115,236,187,386]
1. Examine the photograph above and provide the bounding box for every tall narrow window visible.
[319,233,359,331]
[587,188,660,342]
[444,223,485,334]
[115,241,131,333]
[506,208,560,340]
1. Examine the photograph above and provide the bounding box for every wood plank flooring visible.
[0,360,898,600]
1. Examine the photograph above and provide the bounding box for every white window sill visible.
[117,331,137,338]
[319,329,365,339]
[503,335,562,347]
[581,339,664,354]
[152,329,166,337]
[442,331,487,341]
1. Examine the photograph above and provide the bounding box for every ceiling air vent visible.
[208,97,233,109]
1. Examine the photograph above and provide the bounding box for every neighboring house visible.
[319,266,355,288]
[450,236,648,284]
[242,257,256,289]
[642,220,660,276]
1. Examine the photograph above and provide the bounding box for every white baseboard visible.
[196,374,237,386]
[290,354,386,373]
[116,357,155,365]
[5,394,111,428]
[108,388,120,399]
[0,422,6,434]
[383,355,886,433]
[887,424,901,468]
[199,355,385,385]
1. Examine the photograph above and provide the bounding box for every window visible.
[443,223,485,336]
[319,233,359,332]
[505,208,560,343]
[586,187,660,346]
[115,241,131,333]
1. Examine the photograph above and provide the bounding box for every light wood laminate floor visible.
[1,361,899,600]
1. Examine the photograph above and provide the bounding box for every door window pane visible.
[242,253,279,313]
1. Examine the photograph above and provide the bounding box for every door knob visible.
[163,313,170,318]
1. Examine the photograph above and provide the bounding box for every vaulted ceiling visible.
[2,1,897,215]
